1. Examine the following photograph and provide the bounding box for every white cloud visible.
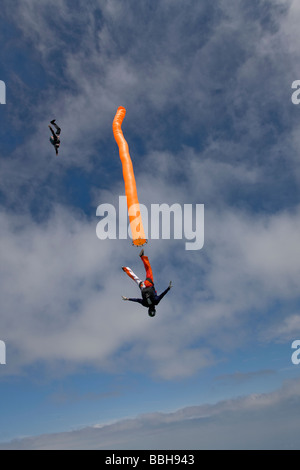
[0,206,147,371]
[262,314,300,342]
[1,377,300,449]
[1,187,300,379]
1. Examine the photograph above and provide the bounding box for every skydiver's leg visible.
[140,255,154,284]
[50,120,61,135]
[122,266,143,287]
[48,125,56,138]
[53,123,61,136]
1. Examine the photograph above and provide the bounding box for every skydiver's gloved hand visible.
[122,296,129,301]
[169,281,172,289]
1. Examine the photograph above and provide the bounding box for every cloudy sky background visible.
[0,0,300,449]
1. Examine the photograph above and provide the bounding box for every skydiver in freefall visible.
[48,119,61,155]
[122,249,172,317]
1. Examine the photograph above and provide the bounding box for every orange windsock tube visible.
[113,106,147,246]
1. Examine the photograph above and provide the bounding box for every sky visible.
[0,0,300,450]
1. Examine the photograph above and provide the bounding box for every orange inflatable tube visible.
[113,106,147,246]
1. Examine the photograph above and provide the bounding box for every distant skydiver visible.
[122,249,172,317]
[48,119,61,155]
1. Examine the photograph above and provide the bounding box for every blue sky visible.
[1,0,300,449]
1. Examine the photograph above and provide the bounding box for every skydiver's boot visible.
[50,119,56,125]
[139,249,144,257]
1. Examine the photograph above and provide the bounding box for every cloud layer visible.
[1,377,300,449]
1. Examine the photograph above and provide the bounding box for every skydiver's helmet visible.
[148,306,156,317]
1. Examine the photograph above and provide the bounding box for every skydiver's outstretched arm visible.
[155,281,172,305]
[122,295,143,304]
[127,298,144,304]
